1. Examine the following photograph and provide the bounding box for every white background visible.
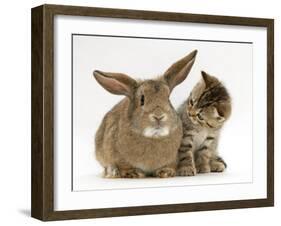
[0,0,279,225]
[55,15,268,211]
[73,34,254,191]
[55,12,266,211]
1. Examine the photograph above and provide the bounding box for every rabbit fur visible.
[93,50,197,178]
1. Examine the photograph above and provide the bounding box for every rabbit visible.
[93,50,197,178]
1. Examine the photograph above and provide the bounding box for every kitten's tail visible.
[215,156,227,168]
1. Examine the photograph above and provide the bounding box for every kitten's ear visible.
[215,102,231,122]
[214,107,225,122]
[217,116,225,123]
[93,70,137,98]
[163,50,197,91]
[201,71,217,87]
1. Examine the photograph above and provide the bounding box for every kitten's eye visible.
[197,113,204,120]
[140,95,145,106]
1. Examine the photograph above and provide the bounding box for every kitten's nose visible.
[188,109,197,117]
[188,112,195,117]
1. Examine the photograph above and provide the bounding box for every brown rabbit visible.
[93,50,197,178]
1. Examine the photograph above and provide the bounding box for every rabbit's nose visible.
[154,115,164,121]
[149,113,167,122]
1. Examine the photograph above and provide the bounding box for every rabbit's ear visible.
[93,70,137,97]
[163,50,197,91]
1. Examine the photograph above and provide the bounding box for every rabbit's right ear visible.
[93,70,137,97]
[163,50,197,91]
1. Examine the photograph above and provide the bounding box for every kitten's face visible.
[186,72,231,129]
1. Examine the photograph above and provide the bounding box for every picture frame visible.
[31,4,274,221]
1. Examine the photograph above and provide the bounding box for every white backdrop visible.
[54,15,266,210]
[73,34,253,191]
[0,0,280,226]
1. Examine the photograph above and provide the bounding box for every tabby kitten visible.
[177,71,231,176]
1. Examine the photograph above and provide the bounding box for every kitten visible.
[177,71,231,176]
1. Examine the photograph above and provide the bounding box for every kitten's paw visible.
[155,167,176,178]
[211,161,226,172]
[197,165,211,174]
[177,166,197,176]
[120,168,146,178]
[104,166,120,178]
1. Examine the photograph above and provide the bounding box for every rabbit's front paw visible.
[104,166,120,178]
[120,168,145,178]
[155,167,176,178]
[196,164,211,174]
[177,165,196,176]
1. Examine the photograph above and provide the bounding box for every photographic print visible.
[31,4,274,221]
[72,35,252,191]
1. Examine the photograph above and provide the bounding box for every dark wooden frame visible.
[31,4,274,221]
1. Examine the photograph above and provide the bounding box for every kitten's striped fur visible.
[177,71,231,176]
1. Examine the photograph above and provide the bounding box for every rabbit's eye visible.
[140,95,145,106]
[189,98,194,106]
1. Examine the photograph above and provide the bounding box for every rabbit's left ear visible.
[93,70,137,97]
[163,50,197,91]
